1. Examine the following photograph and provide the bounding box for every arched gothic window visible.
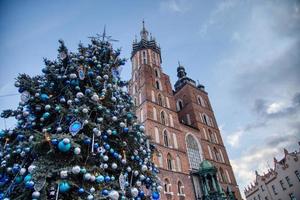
[220,168,227,183]
[158,93,163,106]
[176,100,183,111]
[176,155,182,172]
[208,129,215,143]
[203,114,209,125]
[167,153,173,170]
[213,147,221,162]
[164,179,171,192]
[155,80,161,90]
[186,134,202,169]
[155,68,160,77]
[177,181,184,194]
[197,95,205,107]
[158,152,163,167]
[163,130,169,147]
[161,111,167,125]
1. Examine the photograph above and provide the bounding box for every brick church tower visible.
[128,22,242,200]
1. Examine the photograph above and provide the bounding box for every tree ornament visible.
[96,175,104,183]
[111,163,117,169]
[58,138,71,152]
[152,191,160,200]
[21,91,30,102]
[59,181,70,193]
[108,190,119,200]
[69,121,82,136]
[84,173,91,181]
[40,94,49,102]
[72,166,81,174]
[32,191,40,198]
[28,165,36,173]
[87,194,94,200]
[74,147,81,155]
[131,188,139,197]
[60,170,68,179]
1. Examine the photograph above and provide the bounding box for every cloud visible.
[159,0,191,13]
[215,1,300,198]
[226,130,243,148]
[199,0,238,37]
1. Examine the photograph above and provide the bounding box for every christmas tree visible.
[0,34,161,200]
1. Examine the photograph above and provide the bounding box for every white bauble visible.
[20,168,26,175]
[87,194,94,200]
[74,147,81,155]
[103,155,109,161]
[108,190,119,200]
[90,175,96,182]
[84,173,91,181]
[134,170,139,176]
[63,138,70,144]
[72,166,81,174]
[131,188,139,197]
[136,181,142,187]
[76,92,84,98]
[91,94,99,101]
[82,108,89,113]
[28,165,36,173]
[112,163,117,169]
[141,165,148,172]
[90,187,95,193]
[60,170,68,178]
[32,191,40,198]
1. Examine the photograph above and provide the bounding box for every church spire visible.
[177,61,187,79]
[140,20,149,41]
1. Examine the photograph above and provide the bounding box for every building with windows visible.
[244,144,300,200]
[129,22,242,200]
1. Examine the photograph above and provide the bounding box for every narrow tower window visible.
[163,130,169,147]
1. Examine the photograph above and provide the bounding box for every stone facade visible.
[244,144,300,200]
[129,22,242,200]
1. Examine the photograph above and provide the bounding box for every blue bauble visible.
[42,112,50,119]
[40,94,49,102]
[51,138,58,145]
[96,175,104,183]
[123,127,129,133]
[113,152,119,158]
[25,180,34,189]
[112,130,117,135]
[12,165,20,174]
[103,135,108,140]
[78,188,84,194]
[104,176,111,182]
[104,144,110,150]
[24,174,32,182]
[84,138,91,145]
[59,181,70,192]
[152,191,160,200]
[15,176,23,184]
[102,189,109,196]
[58,140,71,152]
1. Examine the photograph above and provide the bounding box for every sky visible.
[0,0,299,198]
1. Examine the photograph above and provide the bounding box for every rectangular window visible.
[295,170,300,182]
[260,185,264,191]
[272,185,277,195]
[280,180,286,190]
[264,197,268,200]
[286,176,293,187]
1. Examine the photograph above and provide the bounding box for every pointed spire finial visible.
[178,61,181,66]
[140,19,149,40]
